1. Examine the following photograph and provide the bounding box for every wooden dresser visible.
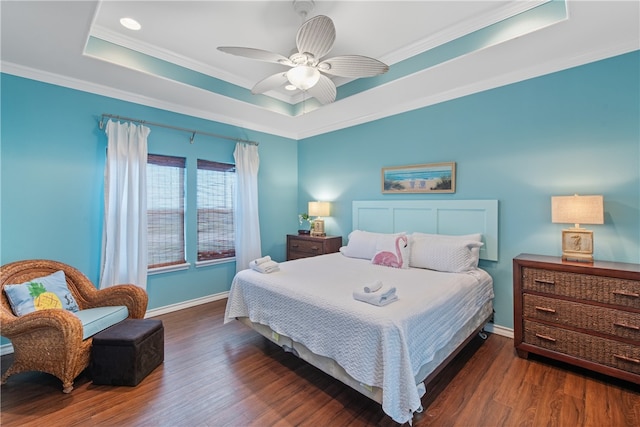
[286,234,342,261]
[513,253,640,384]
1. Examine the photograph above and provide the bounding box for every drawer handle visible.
[535,306,556,314]
[613,290,640,298]
[310,246,319,251]
[613,354,640,365]
[613,322,640,331]
[534,279,555,286]
[535,333,556,342]
[291,244,299,248]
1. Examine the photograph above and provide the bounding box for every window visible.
[197,159,236,261]
[147,154,186,268]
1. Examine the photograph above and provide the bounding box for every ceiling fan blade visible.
[306,74,336,105]
[251,72,289,95]
[218,47,293,66]
[317,55,389,78]
[296,15,335,59]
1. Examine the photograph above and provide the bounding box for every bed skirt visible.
[237,300,493,407]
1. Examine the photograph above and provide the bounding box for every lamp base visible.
[311,219,325,237]
[562,252,594,263]
[561,228,594,263]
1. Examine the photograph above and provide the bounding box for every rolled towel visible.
[363,280,383,293]
[353,289,398,306]
[251,260,280,274]
[249,255,272,269]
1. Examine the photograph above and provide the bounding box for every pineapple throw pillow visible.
[4,270,80,316]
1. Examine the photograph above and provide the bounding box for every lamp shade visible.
[308,201,330,217]
[551,194,604,226]
[286,66,320,90]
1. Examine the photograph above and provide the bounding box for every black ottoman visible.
[91,318,164,386]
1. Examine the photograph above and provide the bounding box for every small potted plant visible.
[298,213,313,235]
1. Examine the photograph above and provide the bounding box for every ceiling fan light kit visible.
[287,66,320,90]
[217,1,388,105]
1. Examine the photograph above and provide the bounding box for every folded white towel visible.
[249,256,272,268]
[353,288,398,306]
[363,280,383,293]
[378,284,397,299]
[251,260,280,274]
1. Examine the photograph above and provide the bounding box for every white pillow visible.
[411,232,482,260]
[411,232,482,244]
[371,234,410,269]
[340,230,405,260]
[410,233,483,272]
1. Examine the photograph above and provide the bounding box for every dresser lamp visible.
[551,194,604,262]
[308,201,330,237]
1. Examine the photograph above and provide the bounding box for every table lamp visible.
[308,201,330,237]
[551,194,604,262]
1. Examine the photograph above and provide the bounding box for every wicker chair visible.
[0,259,148,393]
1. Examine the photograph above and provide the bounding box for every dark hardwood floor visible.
[1,299,639,426]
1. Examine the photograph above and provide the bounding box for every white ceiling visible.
[1,1,638,140]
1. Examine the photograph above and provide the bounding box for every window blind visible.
[197,159,236,261]
[147,154,186,268]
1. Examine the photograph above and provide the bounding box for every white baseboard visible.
[0,292,230,356]
[485,323,514,339]
[1,343,14,356]
[144,291,229,318]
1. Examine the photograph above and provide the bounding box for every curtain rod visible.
[98,113,259,146]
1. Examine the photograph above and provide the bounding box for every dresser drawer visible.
[524,320,640,374]
[522,267,640,309]
[286,235,342,261]
[523,294,640,341]
[288,238,324,255]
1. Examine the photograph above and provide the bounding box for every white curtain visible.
[234,143,262,273]
[100,120,150,289]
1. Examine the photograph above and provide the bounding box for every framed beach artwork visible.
[382,162,456,194]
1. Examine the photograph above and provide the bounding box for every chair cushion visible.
[3,270,80,316]
[72,306,129,340]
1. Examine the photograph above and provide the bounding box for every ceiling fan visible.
[217,0,389,105]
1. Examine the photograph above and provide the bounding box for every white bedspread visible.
[224,253,494,424]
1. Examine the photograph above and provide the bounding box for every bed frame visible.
[239,199,499,420]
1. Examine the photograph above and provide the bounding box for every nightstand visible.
[286,234,342,261]
[513,253,640,384]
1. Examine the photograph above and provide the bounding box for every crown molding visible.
[381,0,548,65]
[3,35,637,142]
[295,40,639,139]
[89,25,298,106]
[0,61,300,140]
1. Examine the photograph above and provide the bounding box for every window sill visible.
[148,262,191,275]
[196,257,235,268]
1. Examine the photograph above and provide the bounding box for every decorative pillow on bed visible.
[340,230,406,260]
[371,234,410,269]
[409,233,483,272]
[3,270,80,316]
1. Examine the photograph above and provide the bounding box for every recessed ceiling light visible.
[285,85,297,91]
[120,17,141,31]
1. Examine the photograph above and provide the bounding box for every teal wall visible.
[1,51,638,344]
[0,75,298,318]
[298,51,640,329]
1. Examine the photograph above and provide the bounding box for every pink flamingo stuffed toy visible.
[372,235,408,268]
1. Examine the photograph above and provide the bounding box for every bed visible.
[225,200,498,424]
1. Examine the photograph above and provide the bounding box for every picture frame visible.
[382,162,456,194]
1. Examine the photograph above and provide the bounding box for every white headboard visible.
[352,200,498,261]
